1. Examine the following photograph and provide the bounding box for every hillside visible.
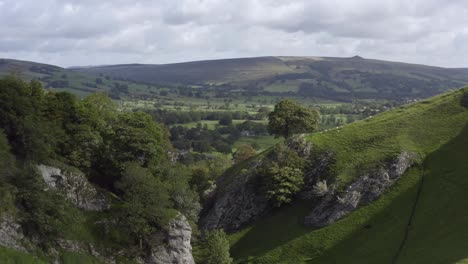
[0,58,154,98]
[204,87,468,263]
[74,56,468,101]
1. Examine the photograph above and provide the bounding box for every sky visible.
[1,0,468,68]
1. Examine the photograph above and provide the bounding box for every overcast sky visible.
[1,0,468,68]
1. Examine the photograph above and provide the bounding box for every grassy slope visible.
[0,247,47,264]
[229,87,468,263]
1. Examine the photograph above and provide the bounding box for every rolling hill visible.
[0,58,152,98]
[207,87,468,263]
[74,56,468,101]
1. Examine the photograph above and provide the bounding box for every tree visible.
[257,144,305,207]
[218,113,232,126]
[267,99,320,138]
[233,144,256,164]
[201,230,233,264]
[115,163,174,248]
[97,111,167,187]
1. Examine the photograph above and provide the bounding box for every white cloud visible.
[0,0,468,67]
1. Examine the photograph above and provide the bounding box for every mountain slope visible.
[225,87,468,263]
[0,58,151,98]
[74,56,468,101]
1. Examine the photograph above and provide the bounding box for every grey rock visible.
[0,215,26,252]
[304,152,415,227]
[286,134,313,158]
[37,165,109,211]
[201,136,313,232]
[301,150,335,199]
[148,214,195,264]
[200,161,270,231]
[55,238,116,264]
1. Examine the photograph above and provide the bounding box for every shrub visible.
[257,144,305,207]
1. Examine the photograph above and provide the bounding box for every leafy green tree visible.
[14,164,77,240]
[0,77,51,160]
[115,163,174,248]
[233,144,256,164]
[267,99,320,138]
[257,144,305,207]
[97,111,167,187]
[201,230,233,264]
[218,113,233,126]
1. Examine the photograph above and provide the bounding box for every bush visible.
[257,144,305,207]
[200,230,233,264]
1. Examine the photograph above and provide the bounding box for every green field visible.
[228,87,468,263]
[234,136,281,151]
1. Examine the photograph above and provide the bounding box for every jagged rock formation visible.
[0,215,27,252]
[37,165,109,211]
[200,159,270,231]
[304,152,415,227]
[148,214,195,264]
[201,135,313,231]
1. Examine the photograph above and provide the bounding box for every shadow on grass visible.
[311,123,468,264]
[231,164,424,263]
[230,200,315,261]
[394,123,468,264]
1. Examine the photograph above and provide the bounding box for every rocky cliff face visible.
[200,159,270,231]
[49,214,195,264]
[202,131,415,233]
[37,165,109,211]
[147,214,195,264]
[0,215,27,252]
[304,151,415,227]
[201,134,313,231]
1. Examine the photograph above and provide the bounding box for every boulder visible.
[37,165,109,211]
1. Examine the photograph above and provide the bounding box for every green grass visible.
[234,136,281,151]
[0,247,47,264]
[60,252,102,264]
[229,87,468,263]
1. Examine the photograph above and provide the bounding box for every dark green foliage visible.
[268,99,320,138]
[199,230,233,264]
[0,130,15,214]
[218,113,233,126]
[0,130,15,180]
[105,112,166,168]
[257,144,305,207]
[233,144,256,164]
[461,92,468,108]
[14,165,78,241]
[115,163,175,248]
[0,76,199,259]
[0,77,51,160]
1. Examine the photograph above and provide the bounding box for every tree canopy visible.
[267,99,320,138]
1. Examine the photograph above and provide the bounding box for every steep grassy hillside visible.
[229,87,468,263]
[74,56,468,101]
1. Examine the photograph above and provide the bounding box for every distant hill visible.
[73,56,468,101]
[0,59,148,98]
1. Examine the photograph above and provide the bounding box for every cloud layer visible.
[1,0,468,67]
